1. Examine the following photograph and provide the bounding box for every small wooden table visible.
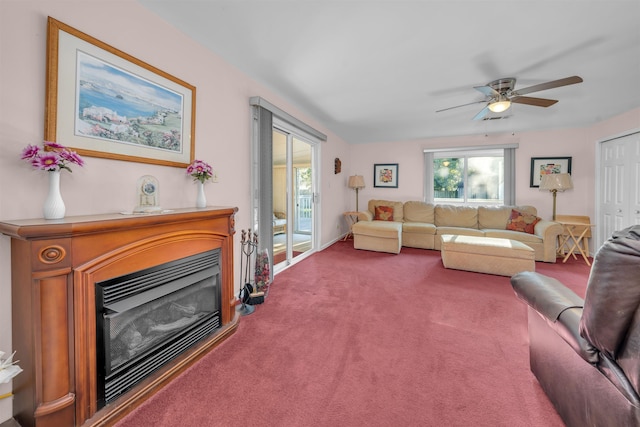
[557,220,595,266]
[343,211,360,241]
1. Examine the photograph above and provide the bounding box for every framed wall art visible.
[44,17,196,168]
[530,156,572,188]
[373,163,399,188]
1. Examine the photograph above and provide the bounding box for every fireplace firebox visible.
[95,249,222,408]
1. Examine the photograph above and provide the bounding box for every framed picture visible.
[45,17,196,168]
[373,163,399,188]
[530,157,572,188]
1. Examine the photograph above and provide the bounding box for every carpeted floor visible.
[116,240,591,426]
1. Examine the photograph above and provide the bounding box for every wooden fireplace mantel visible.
[0,207,239,427]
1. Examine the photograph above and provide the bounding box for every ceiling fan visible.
[436,75,583,120]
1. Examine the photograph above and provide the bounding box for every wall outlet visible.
[212,171,219,183]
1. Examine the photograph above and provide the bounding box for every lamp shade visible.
[348,175,365,189]
[539,173,573,192]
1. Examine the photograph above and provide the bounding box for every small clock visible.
[133,175,162,213]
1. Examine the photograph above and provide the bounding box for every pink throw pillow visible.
[506,209,541,234]
[374,206,394,221]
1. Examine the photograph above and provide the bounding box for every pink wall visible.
[348,110,640,223]
[0,1,350,421]
[0,1,638,422]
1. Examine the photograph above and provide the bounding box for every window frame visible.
[424,144,518,206]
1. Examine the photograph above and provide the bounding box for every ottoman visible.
[352,221,402,254]
[440,234,535,276]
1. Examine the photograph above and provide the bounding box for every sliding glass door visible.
[272,126,315,269]
[250,98,325,282]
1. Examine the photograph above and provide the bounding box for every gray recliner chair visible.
[511,225,640,427]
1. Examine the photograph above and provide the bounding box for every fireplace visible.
[0,207,238,427]
[95,249,222,408]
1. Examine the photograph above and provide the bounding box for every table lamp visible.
[348,175,365,211]
[539,173,573,220]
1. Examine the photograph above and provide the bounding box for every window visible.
[424,145,517,205]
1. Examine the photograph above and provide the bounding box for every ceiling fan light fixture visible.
[488,99,511,113]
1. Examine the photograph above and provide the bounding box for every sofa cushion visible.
[506,209,541,234]
[368,199,404,222]
[478,205,537,229]
[441,234,534,258]
[352,221,402,239]
[484,229,542,244]
[402,222,437,234]
[374,205,395,221]
[478,206,510,229]
[435,226,484,237]
[435,205,478,228]
[403,201,435,223]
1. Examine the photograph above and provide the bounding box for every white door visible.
[599,131,640,244]
[632,135,640,227]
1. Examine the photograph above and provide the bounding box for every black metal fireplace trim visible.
[95,248,222,409]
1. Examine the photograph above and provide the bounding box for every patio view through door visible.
[272,127,315,268]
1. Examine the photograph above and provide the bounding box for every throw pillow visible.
[374,205,394,221]
[506,209,541,234]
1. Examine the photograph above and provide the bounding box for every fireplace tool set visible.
[237,229,270,316]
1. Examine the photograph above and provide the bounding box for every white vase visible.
[196,181,207,208]
[43,170,66,219]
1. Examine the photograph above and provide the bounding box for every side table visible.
[557,219,595,266]
[343,211,360,241]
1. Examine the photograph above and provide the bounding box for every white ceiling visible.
[138,0,640,144]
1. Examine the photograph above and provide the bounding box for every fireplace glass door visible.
[95,249,221,407]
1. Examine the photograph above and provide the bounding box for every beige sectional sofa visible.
[351,199,563,262]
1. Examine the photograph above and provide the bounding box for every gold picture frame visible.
[45,17,196,168]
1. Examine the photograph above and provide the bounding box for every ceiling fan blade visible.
[511,96,558,107]
[436,100,486,113]
[512,75,583,96]
[474,85,499,97]
[473,105,490,121]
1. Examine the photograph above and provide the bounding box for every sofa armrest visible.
[357,211,373,222]
[534,219,563,240]
[511,271,583,320]
[511,271,598,363]
[556,307,599,363]
[534,220,564,262]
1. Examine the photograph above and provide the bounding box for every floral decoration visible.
[21,141,84,172]
[186,159,213,183]
[254,249,271,295]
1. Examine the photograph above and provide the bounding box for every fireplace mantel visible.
[0,207,239,427]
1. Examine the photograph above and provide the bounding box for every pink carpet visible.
[116,241,591,426]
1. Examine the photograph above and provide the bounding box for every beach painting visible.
[76,52,184,153]
[46,17,195,167]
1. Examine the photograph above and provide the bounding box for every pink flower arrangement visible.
[254,249,271,295]
[186,159,213,183]
[21,141,84,173]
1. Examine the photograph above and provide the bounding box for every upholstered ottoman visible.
[440,234,535,276]
[352,221,402,254]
